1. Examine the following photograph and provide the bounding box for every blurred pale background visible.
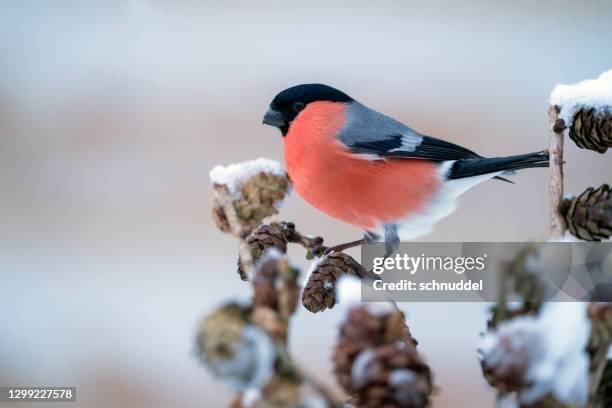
[1,1,611,407]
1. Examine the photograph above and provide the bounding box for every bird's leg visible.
[384,224,400,258]
[357,226,401,280]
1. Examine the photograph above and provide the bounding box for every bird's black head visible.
[263,84,353,135]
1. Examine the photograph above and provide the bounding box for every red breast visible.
[284,101,442,230]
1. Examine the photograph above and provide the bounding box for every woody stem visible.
[548,105,566,238]
[323,238,367,255]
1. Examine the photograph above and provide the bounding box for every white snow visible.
[478,302,590,406]
[389,369,418,387]
[254,247,284,280]
[209,158,285,197]
[364,300,398,317]
[210,325,276,391]
[394,161,501,240]
[350,348,376,388]
[303,255,328,285]
[389,368,425,405]
[299,392,331,408]
[335,275,396,317]
[336,275,363,304]
[550,69,612,125]
[497,394,519,408]
[241,388,262,407]
[548,231,584,242]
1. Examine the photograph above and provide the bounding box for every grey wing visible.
[338,102,481,161]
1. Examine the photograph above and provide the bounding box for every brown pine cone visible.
[569,108,612,153]
[349,343,433,408]
[252,249,281,310]
[560,184,612,241]
[234,172,290,228]
[479,317,545,395]
[210,159,291,238]
[480,342,531,393]
[302,253,367,313]
[333,306,417,389]
[238,223,288,280]
[196,303,278,391]
[251,248,301,336]
[333,306,431,408]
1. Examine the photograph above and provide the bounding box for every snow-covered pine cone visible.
[233,171,290,230]
[569,108,612,153]
[560,184,612,241]
[333,306,432,408]
[302,253,367,313]
[210,159,291,238]
[195,303,277,392]
[480,327,534,392]
[238,223,288,280]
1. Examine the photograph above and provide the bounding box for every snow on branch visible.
[550,70,612,127]
[550,70,612,153]
[211,158,291,239]
[548,69,612,238]
[210,158,286,197]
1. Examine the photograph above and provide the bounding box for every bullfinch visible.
[262,84,548,253]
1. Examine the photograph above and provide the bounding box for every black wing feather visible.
[349,133,481,161]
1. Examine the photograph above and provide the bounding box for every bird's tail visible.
[447,151,549,180]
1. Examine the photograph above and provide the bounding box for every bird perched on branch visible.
[263,84,549,253]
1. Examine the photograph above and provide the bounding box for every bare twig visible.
[279,222,326,255]
[548,105,567,238]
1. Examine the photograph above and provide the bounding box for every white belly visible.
[391,161,502,240]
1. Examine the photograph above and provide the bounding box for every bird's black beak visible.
[262,107,285,128]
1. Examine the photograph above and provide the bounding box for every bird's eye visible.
[292,102,305,113]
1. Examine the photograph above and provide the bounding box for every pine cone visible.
[252,249,282,310]
[333,306,431,408]
[251,248,301,335]
[196,303,251,363]
[349,343,433,408]
[212,199,232,233]
[230,172,290,236]
[569,108,612,153]
[480,342,531,393]
[302,253,367,313]
[211,169,291,238]
[238,223,288,280]
[196,303,278,391]
[560,184,612,241]
[479,316,546,395]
